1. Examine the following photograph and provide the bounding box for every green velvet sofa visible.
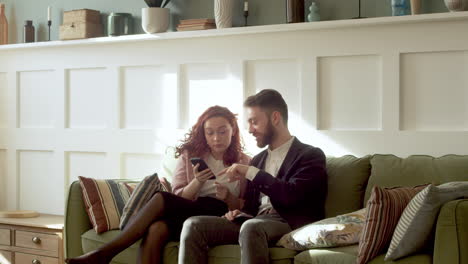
[64,154,468,264]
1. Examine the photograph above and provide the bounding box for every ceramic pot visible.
[444,0,468,11]
[142,7,169,34]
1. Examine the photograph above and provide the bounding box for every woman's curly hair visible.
[175,106,243,166]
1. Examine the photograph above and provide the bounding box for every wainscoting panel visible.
[66,68,111,129]
[245,59,302,128]
[18,71,56,128]
[66,151,107,186]
[183,63,244,127]
[400,51,468,131]
[18,150,62,215]
[0,150,6,209]
[317,55,382,131]
[1,13,468,213]
[0,73,7,128]
[121,65,178,130]
[121,153,162,179]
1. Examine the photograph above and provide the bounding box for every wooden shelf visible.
[0,11,467,51]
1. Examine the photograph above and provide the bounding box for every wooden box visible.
[63,9,101,24]
[59,22,102,40]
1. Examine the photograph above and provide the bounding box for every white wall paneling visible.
[66,151,107,186]
[66,68,111,129]
[182,63,244,127]
[246,59,302,130]
[121,153,162,179]
[1,13,468,214]
[17,70,57,128]
[400,51,468,131]
[121,65,178,129]
[0,73,7,128]
[18,150,63,215]
[317,55,382,131]
[0,150,6,210]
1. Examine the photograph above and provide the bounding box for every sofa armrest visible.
[64,181,92,259]
[434,198,468,264]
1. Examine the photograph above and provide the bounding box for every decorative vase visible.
[286,0,305,23]
[444,0,468,11]
[141,7,169,34]
[391,0,410,16]
[410,0,421,14]
[307,2,320,22]
[214,0,234,29]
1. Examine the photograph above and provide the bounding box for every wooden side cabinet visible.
[0,214,64,264]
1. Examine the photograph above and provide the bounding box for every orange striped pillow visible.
[357,184,428,264]
[79,176,132,234]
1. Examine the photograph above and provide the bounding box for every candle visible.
[244,1,248,11]
[47,6,51,21]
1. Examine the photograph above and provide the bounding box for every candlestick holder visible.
[352,0,366,19]
[47,20,51,41]
[244,10,248,26]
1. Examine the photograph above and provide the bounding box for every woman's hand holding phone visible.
[192,163,215,183]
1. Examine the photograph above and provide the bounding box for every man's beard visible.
[256,119,275,148]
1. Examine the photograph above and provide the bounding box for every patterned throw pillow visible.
[79,176,132,234]
[356,184,427,264]
[277,208,367,250]
[386,182,468,260]
[119,173,170,229]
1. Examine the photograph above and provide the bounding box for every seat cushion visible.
[293,246,432,264]
[81,229,179,264]
[367,253,432,264]
[294,245,358,264]
[325,155,371,218]
[82,229,295,264]
[208,245,296,264]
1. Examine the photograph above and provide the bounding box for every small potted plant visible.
[142,0,171,33]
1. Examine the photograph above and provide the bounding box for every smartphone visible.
[190,157,215,180]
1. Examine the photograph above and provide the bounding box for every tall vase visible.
[0,3,8,45]
[410,0,421,14]
[286,0,305,23]
[444,0,468,11]
[214,0,234,29]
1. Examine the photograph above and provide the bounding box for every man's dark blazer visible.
[242,137,327,229]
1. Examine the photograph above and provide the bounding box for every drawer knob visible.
[32,260,41,264]
[32,236,41,244]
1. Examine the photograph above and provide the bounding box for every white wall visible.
[1,12,468,215]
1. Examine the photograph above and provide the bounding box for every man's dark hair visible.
[244,89,288,124]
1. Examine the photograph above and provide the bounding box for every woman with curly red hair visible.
[66,106,251,264]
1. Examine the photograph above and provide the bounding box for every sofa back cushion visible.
[325,155,371,218]
[365,154,468,205]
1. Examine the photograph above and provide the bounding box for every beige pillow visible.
[277,208,367,250]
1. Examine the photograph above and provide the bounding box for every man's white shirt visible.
[245,136,295,214]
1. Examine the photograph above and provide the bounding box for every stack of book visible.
[177,18,216,31]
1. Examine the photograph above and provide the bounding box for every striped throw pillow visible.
[79,176,132,234]
[119,173,170,229]
[356,184,427,264]
[386,182,468,260]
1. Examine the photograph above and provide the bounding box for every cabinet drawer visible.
[0,229,10,246]
[0,250,12,264]
[15,252,59,264]
[15,231,59,255]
